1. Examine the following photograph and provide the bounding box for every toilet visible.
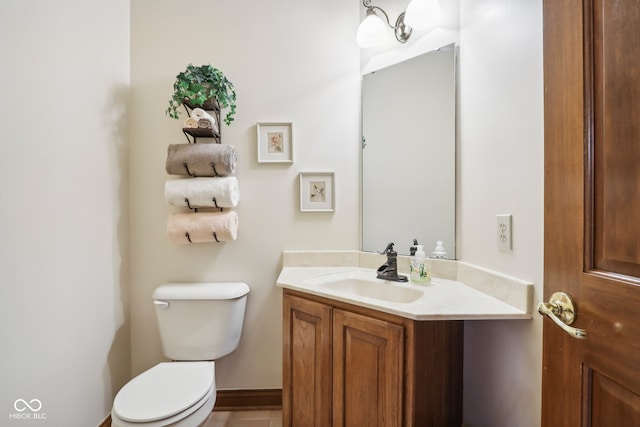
[111,282,250,427]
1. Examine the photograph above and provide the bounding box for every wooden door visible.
[542,0,640,425]
[332,309,403,427]
[283,295,332,427]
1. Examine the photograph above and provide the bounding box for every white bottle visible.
[432,240,447,259]
[410,245,431,284]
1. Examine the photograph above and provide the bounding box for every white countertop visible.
[277,265,532,321]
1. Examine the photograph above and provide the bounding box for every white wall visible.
[129,0,361,387]
[0,1,131,426]
[459,1,544,426]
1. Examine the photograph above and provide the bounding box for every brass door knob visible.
[537,292,587,339]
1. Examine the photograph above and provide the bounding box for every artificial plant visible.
[166,64,237,126]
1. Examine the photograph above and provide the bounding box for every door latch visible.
[537,292,587,339]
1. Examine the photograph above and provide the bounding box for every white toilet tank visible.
[153,282,250,361]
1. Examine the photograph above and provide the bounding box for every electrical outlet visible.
[497,214,512,251]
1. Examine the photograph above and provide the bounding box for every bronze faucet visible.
[376,243,408,282]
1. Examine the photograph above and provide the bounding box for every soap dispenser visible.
[432,240,447,259]
[410,244,431,284]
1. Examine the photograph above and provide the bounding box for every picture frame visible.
[256,122,293,163]
[299,172,335,212]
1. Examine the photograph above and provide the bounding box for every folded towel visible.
[167,211,239,244]
[191,108,219,133]
[166,143,237,177]
[165,177,239,208]
[183,117,198,128]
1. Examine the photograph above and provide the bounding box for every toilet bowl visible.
[111,282,250,427]
[111,362,215,427]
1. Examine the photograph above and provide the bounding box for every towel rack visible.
[184,197,223,212]
[184,231,220,243]
[182,162,221,178]
[183,163,194,177]
[182,128,221,144]
[169,101,232,245]
[181,102,222,144]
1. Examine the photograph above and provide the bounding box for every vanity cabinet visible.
[283,289,463,427]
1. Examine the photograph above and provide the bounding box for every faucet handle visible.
[410,239,419,256]
[380,242,397,256]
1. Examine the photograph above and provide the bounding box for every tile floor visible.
[203,410,282,427]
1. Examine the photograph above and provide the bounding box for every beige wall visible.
[129,0,361,387]
[459,0,544,426]
[0,1,130,425]
[0,1,544,425]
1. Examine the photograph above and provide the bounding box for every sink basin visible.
[320,279,423,304]
[304,271,425,304]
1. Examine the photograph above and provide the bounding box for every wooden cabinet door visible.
[283,295,332,427]
[543,0,640,424]
[332,309,403,427]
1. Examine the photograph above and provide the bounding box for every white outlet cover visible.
[497,214,512,251]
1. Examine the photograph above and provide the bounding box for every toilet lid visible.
[113,361,215,423]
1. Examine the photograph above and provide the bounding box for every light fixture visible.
[356,0,412,48]
[404,0,442,32]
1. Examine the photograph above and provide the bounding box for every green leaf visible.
[166,64,237,123]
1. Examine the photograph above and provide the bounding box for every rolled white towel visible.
[183,117,198,128]
[191,108,219,133]
[191,108,210,119]
[165,177,239,208]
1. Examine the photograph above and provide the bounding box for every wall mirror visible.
[361,45,456,257]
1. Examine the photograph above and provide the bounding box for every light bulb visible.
[404,0,442,32]
[356,9,389,48]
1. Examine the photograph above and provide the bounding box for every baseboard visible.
[214,388,282,411]
[98,414,111,427]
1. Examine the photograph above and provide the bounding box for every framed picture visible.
[299,172,335,212]
[256,122,293,163]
